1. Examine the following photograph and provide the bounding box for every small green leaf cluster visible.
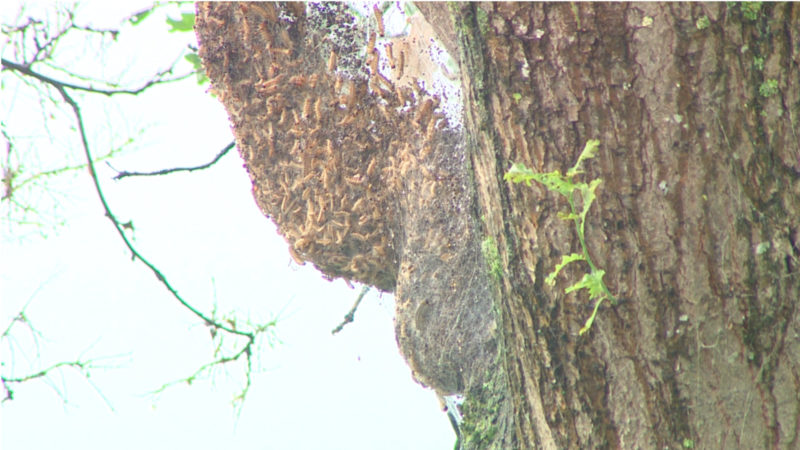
[184,53,209,86]
[695,15,710,30]
[481,237,503,281]
[166,12,195,32]
[759,79,778,98]
[165,12,210,86]
[740,2,761,21]
[753,56,765,71]
[504,139,616,335]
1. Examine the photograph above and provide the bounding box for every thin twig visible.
[54,80,248,339]
[8,55,261,398]
[332,285,371,335]
[150,337,252,396]
[1,57,193,96]
[2,360,88,403]
[3,27,270,406]
[112,141,235,180]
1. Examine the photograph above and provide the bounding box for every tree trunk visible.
[452,2,800,448]
[195,3,800,448]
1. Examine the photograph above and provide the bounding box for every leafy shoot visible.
[505,139,616,335]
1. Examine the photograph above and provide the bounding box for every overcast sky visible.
[1,2,456,448]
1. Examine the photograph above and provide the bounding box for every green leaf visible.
[185,53,202,70]
[557,211,580,221]
[185,53,208,85]
[129,8,153,25]
[504,162,537,185]
[167,12,195,33]
[537,171,575,198]
[545,253,584,285]
[506,163,579,198]
[565,270,606,298]
[567,139,600,177]
[579,297,606,335]
[578,178,602,223]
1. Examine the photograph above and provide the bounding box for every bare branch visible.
[35,61,244,335]
[1,300,122,408]
[1,57,194,96]
[3,4,271,408]
[5,50,271,407]
[151,313,280,414]
[331,285,371,335]
[149,336,251,398]
[2,360,90,403]
[111,141,235,180]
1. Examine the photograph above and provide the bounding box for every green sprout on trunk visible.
[504,139,616,335]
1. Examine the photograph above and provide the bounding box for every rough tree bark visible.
[196,3,800,449]
[454,3,800,448]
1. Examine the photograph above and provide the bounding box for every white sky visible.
[1,2,455,448]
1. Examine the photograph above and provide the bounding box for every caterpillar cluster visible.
[196,2,450,292]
